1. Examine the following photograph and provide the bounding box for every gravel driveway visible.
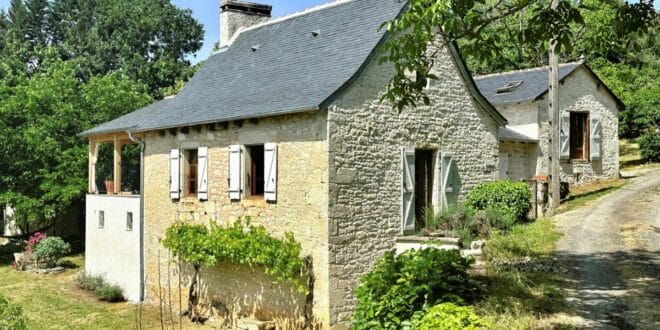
[554,169,660,329]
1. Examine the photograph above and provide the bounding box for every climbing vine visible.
[162,217,308,293]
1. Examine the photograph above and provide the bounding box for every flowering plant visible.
[25,232,47,254]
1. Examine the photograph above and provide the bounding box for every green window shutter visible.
[590,115,602,160]
[560,112,571,159]
[402,148,415,234]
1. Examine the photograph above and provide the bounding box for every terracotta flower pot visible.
[105,180,114,195]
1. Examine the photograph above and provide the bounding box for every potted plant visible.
[104,176,114,195]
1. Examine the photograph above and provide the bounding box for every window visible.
[245,145,265,197]
[98,211,105,229]
[570,112,589,160]
[126,212,133,231]
[184,149,198,196]
[496,80,523,94]
[414,150,434,230]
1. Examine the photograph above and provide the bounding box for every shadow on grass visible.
[563,185,622,203]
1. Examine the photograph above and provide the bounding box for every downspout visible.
[127,130,146,302]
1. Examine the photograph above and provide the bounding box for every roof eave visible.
[448,41,507,127]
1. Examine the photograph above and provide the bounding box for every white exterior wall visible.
[326,44,501,328]
[85,194,142,302]
[499,141,537,181]
[537,67,620,183]
[496,102,538,126]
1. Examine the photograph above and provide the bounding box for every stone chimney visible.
[220,1,272,47]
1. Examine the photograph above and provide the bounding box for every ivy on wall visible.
[162,217,307,293]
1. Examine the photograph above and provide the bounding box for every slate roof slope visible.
[81,0,406,136]
[82,0,506,137]
[474,63,581,106]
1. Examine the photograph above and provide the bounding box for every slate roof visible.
[81,0,505,137]
[499,124,539,142]
[474,63,581,106]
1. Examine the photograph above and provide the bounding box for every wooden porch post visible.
[114,136,122,194]
[88,140,97,193]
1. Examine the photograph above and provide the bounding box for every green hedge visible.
[353,249,478,329]
[465,180,532,222]
[638,131,660,163]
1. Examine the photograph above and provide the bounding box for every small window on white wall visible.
[126,212,133,231]
[98,211,105,229]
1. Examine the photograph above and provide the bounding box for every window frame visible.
[98,210,105,229]
[244,144,265,198]
[183,149,199,197]
[126,212,133,231]
[569,112,590,160]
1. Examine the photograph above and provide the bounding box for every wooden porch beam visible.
[113,136,122,194]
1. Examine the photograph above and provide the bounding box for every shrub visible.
[32,237,71,268]
[0,294,27,330]
[465,181,531,222]
[75,272,105,291]
[353,249,478,329]
[95,284,125,302]
[484,206,515,233]
[414,303,490,330]
[638,131,660,163]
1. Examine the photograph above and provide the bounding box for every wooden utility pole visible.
[548,0,561,212]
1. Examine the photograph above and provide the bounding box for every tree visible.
[379,0,656,112]
[0,51,151,228]
[1,0,204,97]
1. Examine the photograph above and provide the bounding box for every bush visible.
[75,272,125,302]
[638,131,660,163]
[465,181,531,222]
[0,294,27,330]
[32,237,71,268]
[483,206,515,232]
[95,284,125,302]
[414,303,490,330]
[75,272,105,291]
[353,249,478,329]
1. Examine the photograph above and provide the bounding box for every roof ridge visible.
[474,61,582,80]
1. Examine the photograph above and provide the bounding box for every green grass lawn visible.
[620,139,660,171]
[0,255,170,329]
[475,219,574,329]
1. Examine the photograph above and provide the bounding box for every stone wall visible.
[326,44,501,328]
[141,111,330,327]
[537,66,620,183]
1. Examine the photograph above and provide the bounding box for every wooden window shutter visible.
[198,147,209,200]
[264,143,278,202]
[560,112,571,159]
[590,115,602,160]
[170,149,180,199]
[228,145,241,200]
[401,148,415,233]
[441,151,456,210]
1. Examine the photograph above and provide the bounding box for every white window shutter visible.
[590,115,602,161]
[170,149,180,199]
[441,151,456,210]
[228,145,241,200]
[560,112,570,159]
[401,148,415,234]
[198,147,209,201]
[264,143,278,202]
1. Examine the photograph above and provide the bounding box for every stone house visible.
[79,0,506,328]
[475,63,622,184]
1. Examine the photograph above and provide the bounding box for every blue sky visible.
[0,0,330,63]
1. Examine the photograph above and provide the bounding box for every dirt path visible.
[554,169,660,329]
